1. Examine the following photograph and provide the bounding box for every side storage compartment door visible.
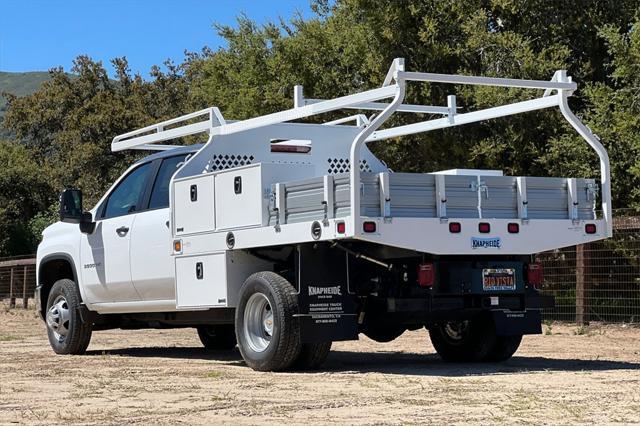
[175,252,227,309]
[215,165,263,230]
[174,174,215,235]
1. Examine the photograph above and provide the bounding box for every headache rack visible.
[112,58,612,240]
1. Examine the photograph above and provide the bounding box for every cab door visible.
[129,154,188,301]
[80,161,154,303]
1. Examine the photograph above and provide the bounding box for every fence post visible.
[9,266,16,309]
[22,265,28,309]
[575,243,587,326]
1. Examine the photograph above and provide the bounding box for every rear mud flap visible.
[296,244,358,343]
[492,309,542,336]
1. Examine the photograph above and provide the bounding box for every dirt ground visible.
[1,308,639,425]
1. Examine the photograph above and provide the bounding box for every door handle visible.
[116,226,129,236]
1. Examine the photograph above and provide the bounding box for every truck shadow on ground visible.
[322,351,640,376]
[85,347,640,376]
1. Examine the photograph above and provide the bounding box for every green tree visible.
[3,56,190,205]
[543,21,640,209]
[0,140,54,255]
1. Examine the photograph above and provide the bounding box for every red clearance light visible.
[336,222,346,234]
[449,222,461,233]
[363,221,377,233]
[585,223,597,234]
[527,262,544,288]
[417,263,435,287]
[479,222,491,233]
[508,223,519,233]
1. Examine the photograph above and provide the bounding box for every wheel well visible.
[39,258,77,314]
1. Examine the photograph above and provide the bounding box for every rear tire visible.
[362,322,406,343]
[294,341,332,370]
[45,279,92,355]
[485,335,522,361]
[197,324,237,350]
[235,272,301,371]
[428,315,496,362]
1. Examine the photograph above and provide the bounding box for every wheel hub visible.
[46,295,70,342]
[244,293,274,353]
[443,321,469,341]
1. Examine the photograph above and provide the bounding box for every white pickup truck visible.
[36,59,611,371]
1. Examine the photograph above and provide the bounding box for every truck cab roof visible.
[135,144,203,165]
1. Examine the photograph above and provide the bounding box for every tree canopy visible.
[2,0,640,256]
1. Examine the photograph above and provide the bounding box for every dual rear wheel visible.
[428,315,522,362]
[234,271,331,371]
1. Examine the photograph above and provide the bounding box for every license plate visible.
[482,268,516,291]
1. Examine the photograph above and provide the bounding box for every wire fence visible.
[0,255,37,309]
[1,210,639,323]
[538,210,640,324]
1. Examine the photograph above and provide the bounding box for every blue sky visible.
[0,0,312,77]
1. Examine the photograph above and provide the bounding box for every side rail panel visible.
[268,172,596,226]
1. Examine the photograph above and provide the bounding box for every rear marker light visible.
[585,223,597,234]
[417,263,435,287]
[449,222,461,233]
[508,223,519,233]
[527,262,544,288]
[336,222,346,234]
[363,221,377,233]
[479,222,491,233]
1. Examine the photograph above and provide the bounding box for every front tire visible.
[45,279,92,355]
[235,272,301,371]
[197,325,237,350]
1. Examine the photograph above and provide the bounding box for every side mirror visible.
[59,188,83,223]
[59,188,95,234]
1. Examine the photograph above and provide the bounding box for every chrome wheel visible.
[243,293,274,352]
[46,295,70,343]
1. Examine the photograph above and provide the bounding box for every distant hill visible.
[0,71,52,138]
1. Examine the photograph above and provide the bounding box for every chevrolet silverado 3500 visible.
[36,59,611,371]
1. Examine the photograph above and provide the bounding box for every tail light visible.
[585,223,597,234]
[527,262,544,288]
[479,222,491,233]
[417,263,435,287]
[507,223,519,233]
[363,221,377,233]
[449,222,461,233]
[336,222,346,234]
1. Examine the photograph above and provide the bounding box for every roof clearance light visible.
[479,223,491,233]
[508,223,520,233]
[363,221,377,233]
[449,222,461,233]
[585,223,597,234]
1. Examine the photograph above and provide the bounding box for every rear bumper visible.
[387,293,554,313]
[385,294,551,336]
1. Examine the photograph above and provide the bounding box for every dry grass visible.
[1,308,639,425]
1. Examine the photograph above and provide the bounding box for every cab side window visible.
[102,162,153,219]
[148,155,188,209]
